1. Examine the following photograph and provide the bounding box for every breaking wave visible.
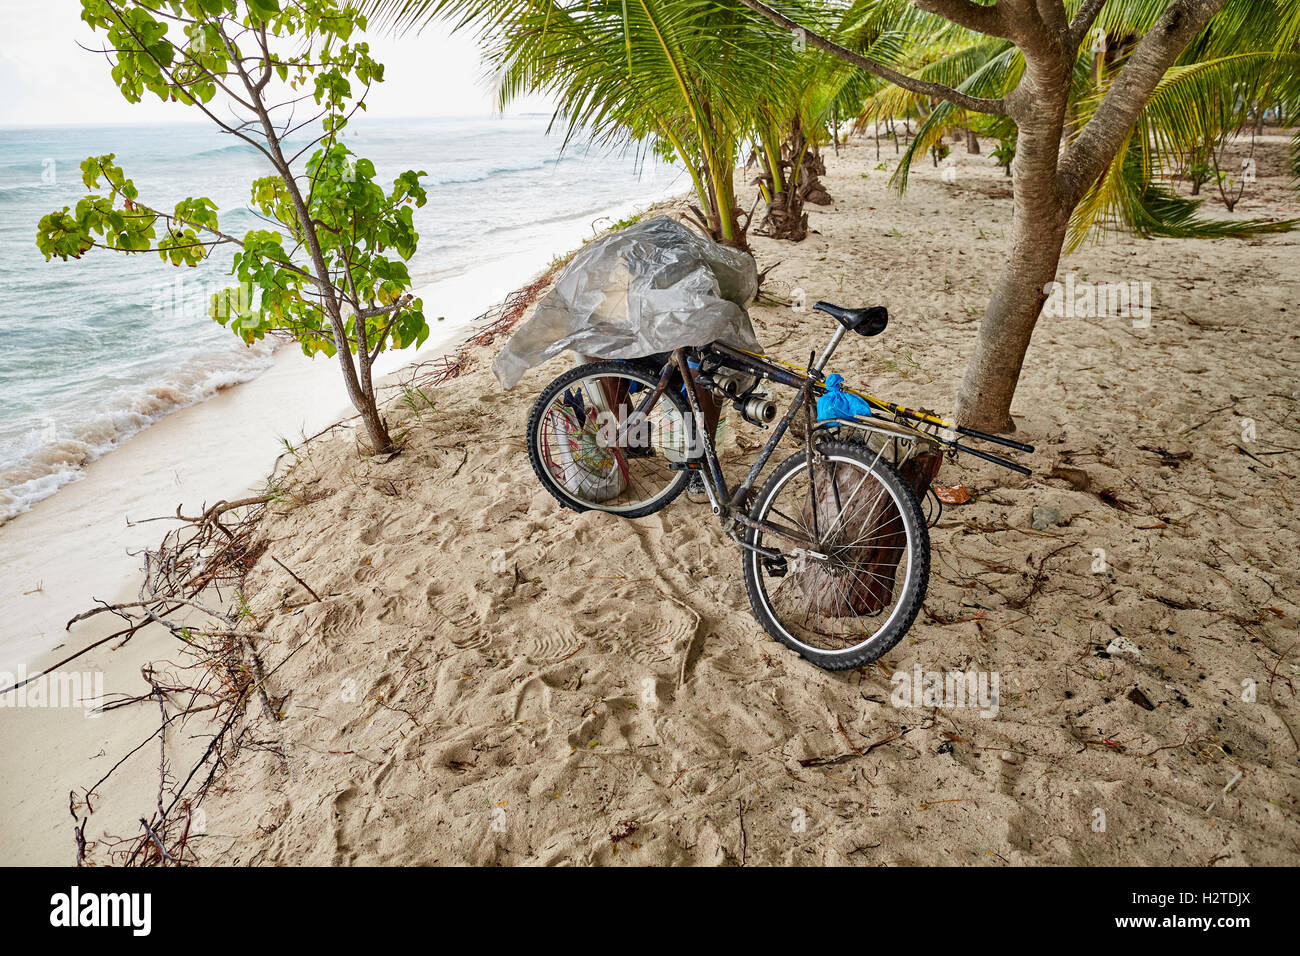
[0,341,275,524]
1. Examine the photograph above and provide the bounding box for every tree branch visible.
[1067,0,1109,49]
[913,0,1009,38]
[734,0,1008,115]
[365,295,415,363]
[99,0,274,165]
[357,294,413,321]
[1057,0,1228,206]
[1035,0,1069,38]
[89,159,329,289]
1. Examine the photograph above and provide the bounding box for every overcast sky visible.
[0,0,550,126]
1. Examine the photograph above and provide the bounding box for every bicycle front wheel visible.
[526,360,696,517]
[742,440,930,669]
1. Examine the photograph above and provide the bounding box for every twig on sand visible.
[1234,444,1271,467]
[269,555,322,603]
[798,730,905,767]
[1180,402,1237,435]
[59,494,272,866]
[151,677,168,824]
[836,716,866,758]
[1266,641,1297,697]
[738,798,748,866]
[1007,542,1078,610]
[665,593,704,689]
[451,447,469,479]
[69,791,87,867]
[139,817,178,864]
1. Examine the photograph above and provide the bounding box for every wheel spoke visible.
[532,367,691,514]
[749,447,924,661]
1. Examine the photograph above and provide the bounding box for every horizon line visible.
[0,111,556,131]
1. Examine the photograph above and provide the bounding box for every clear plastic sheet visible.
[493,216,761,388]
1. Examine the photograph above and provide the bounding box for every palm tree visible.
[376,0,801,248]
[750,2,905,240]
[857,0,1300,246]
[735,0,1296,431]
[1071,0,1300,242]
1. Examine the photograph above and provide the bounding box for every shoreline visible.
[0,187,682,866]
[0,183,683,676]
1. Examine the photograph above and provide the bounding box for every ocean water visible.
[0,116,682,522]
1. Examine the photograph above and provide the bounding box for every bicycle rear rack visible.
[818,414,1032,477]
[816,416,939,469]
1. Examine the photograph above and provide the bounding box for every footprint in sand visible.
[358,517,387,547]
[587,581,696,665]
[428,588,492,650]
[373,592,408,625]
[511,675,553,723]
[311,597,363,640]
[330,785,379,865]
[352,556,382,583]
[521,625,583,665]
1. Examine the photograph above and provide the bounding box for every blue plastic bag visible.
[816,373,873,422]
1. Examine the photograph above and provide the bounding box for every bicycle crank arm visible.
[730,534,783,560]
[789,547,829,563]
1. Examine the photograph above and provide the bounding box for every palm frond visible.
[1068,139,1298,248]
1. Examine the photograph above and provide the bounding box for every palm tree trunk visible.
[760,121,785,197]
[713,158,742,244]
[954,64,1070,434]
[953,203,1068,433]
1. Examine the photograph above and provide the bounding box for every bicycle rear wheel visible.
[526,360,695,517]
[742,440,929,669]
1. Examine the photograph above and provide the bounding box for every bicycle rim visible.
[533,368,691,514]
[746,449,920,659]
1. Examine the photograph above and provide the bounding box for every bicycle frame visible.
[672,342,822,516]
[614,321,852,555]
[615,313,1034,551]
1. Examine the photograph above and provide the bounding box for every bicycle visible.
[525,300,1034,669]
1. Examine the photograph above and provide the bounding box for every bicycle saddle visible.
[813,301,888,336]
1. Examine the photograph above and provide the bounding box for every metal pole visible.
[813,324,847,374]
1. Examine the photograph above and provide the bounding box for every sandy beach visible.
[0,180,682,672]
[3,131,1297,866]
[0,186,678,864]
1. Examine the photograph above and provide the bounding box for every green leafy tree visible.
[36,0,429,454]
